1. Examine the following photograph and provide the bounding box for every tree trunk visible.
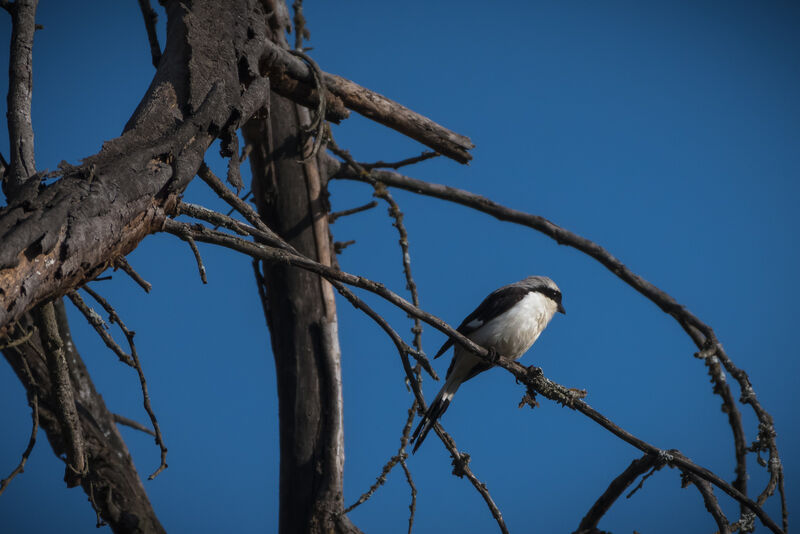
[243,89,356,533]
[2,301,165,533]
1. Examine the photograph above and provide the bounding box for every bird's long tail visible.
[410,377,461,453]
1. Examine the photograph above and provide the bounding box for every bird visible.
[410,275,565,453]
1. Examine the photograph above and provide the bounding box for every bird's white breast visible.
[468,291,557,360]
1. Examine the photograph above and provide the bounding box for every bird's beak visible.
[557,303,566,315]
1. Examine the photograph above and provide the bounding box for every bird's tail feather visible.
[411,383,457,453]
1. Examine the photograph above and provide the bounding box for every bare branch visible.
[399,456,417,534]
[345,406,418,521]
[683,471,731,534]
[136,0,161,68]
[176,204,439,380]
[0,331,39,496]
[291,0,309,51]
[4,0,38,199]
[79,287,168,480]
[288,49,327,161]
[66,291,134,366]
[197,162,289,248]
[574,454,661,533]
[184,230,208,283]
[0,324,33,349]
[32,302,86,486]
[328,200,378,223]
[113,256,152,293]
[113,413,156,438]
[361,150,440,170]
[161,217,784,534]
[259,38,474,163]
[328,138,425,354]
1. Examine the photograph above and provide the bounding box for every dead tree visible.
[0,1,788,533]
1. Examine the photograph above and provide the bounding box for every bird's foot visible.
[518,388,539,409]
[487,347,500,364]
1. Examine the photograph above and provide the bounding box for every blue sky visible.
[1,1,798,533]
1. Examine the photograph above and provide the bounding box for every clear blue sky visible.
[1,1,798,533]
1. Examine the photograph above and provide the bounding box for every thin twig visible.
[32,302,86,487]
[66,291,134,367]
[291,0,309,51]
[0,333,39,496]
[288,49,326,161]
[684,471,731,534]
[197,162,289,249]
[345,450,407,513]
[136,0,161,68]
[328,200,378,223]
[0,326,33,350]
[328,138,425,354]
[213,190,252,230]
[400,455,418,534]
[174,204,440,380]
[361,150,440,170]
[80,286,168,480]
[345,401,418,514]
[329,139,430,531]
[626,464,661,499]
[114,257,152,293]
[113,413,156,438]
[575,454,660,533]
[183,231,208,284]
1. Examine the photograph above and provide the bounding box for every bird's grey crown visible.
[515,275,562,305]
[516,275,560,293]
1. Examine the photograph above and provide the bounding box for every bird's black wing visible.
[433,284,530,360]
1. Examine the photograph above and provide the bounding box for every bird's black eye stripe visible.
[538,287,562,304]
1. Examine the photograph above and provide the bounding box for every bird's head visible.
[521,275,565,314]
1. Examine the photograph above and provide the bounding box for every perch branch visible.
[332,164,784,525]
[161,217,783,534]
